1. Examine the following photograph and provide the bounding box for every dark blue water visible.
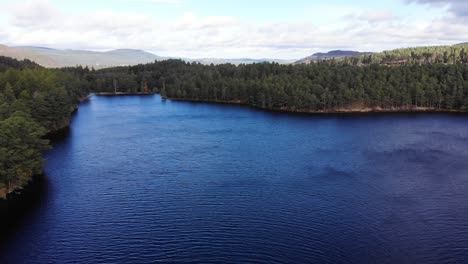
[1,95,468,264]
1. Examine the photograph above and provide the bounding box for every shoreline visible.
[0,101,78,242]
[168,97,467,115]
[0,96,84,200]
[94,92,156,96]
[0,125,71,200]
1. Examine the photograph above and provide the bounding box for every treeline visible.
[0,56,88,198]
[90,59,468,111]
[348,44,468,65]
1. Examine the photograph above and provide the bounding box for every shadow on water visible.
[171,98,468,119]
[45,125,72,143]
[0,173,49,247]
[0,128,69,247]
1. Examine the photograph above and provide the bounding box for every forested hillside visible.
[0,56,41,72]
[348,44,468,66]
[296,50,373,64]
[0,56,88,198]
[90,60,468,112]
[294,44,468,66]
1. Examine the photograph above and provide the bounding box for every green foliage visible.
[0,56,41,73]
[31,86,72,131]
[355,44,468,65]
[90,60,468,112]
[0,111,49,193]
[0,58,88,197]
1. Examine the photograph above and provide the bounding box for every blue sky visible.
[0,0,466,59]
[51,0,432,21]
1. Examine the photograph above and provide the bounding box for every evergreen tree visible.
[0,111,49,196]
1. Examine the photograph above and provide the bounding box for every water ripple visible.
[1,96,468,264]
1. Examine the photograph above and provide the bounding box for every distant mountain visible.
[0,45,166,68]
[295,50,373,64]
[0,45,59,67]
[0,44,292,68]
[14,46,166,68]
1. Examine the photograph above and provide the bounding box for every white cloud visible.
[345,10,395,23]
[1,0,467,59]
[9,0,61,28]
[406,0,468,18]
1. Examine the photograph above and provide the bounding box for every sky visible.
[0,0,467,59]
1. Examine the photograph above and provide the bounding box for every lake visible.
[1,95,468,263]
